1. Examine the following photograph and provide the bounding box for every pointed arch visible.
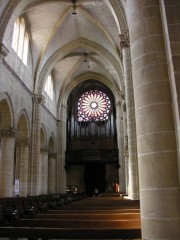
[11,16,29,65]
[17,109,30,138]
[0,92,14,129]
[57,72,122,117]
[48,134,55,153]
[48,133,57,195]
[36,38,123,94]
[40,124,47,149]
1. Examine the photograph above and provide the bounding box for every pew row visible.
[0,227,142,239]
[60,199,140,210]
[15,218,141,229]
[48,208,140,214]
[35,213,140,220]
[0,193,142,239]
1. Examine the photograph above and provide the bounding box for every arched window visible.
[22,32,29,65]
[12,18,20,52]
[12,17,29,65]
[78,90,111,122]
[44,74,54,100]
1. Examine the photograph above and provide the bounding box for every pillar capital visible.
[32,94,45,105]
[116,100,122,107]
[119,33,129,50]
[0,127,19,138]
[60,103,68,114]
[116,92,125,106]
[40,147,48,153]
[125,135,128,146]
[121,92,125,101]
[49,153,57,159]
[17,138,31,147]
[0,43,9,61]
[57,119,62,126]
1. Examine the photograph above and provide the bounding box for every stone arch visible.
[65,78,121,194]
[40,124,48,194]
[0,92,15,197]
[17,109,30,138]
[0,92,14,129]
[36,38,123,95]
[16,110,30,196]
[109,0,127,33]
[0,0,126,45]
[57,72,122,117]
[0,1,126,102]
[48,134,57,194]
[48,134,55,153]
[0,0,42,43]
[40,124,47,149]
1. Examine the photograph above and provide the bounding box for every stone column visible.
[57,104,67,193]
[48,153,57,194]
[120,33,139,200]
[122,96,128,194]
[124,135,129,194]
[115,99,125,192]
[127,1,180,239]
[121,86,129,196]
[15,141,21,181]
[40,147,48,195]
[0,128,18,197]
[30,94,44,195]
[19,138,30,197]
[159,0,180,181]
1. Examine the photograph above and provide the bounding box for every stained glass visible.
[78,90,111,121]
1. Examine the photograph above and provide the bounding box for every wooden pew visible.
[16,218,141,229]
[35,212,140,220]
[49,208,140,214]
[0,227,142,239]
[60,204,140,210]
[0,193,142,239]
[60,199,140,209]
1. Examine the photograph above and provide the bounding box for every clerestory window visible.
[44,74,54,100]
[12,17,29,65]
[78,90,111,122]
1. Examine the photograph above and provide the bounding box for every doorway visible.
[85,164,106,195]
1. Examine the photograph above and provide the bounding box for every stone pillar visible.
[124,135,129,194]
[30,94,44,195]
[48,153,57,194]
[127,1,180,239]
[159,0,180,181]
[40,147,48,195]
[122,96,128,194]
[15,141,21,181]
[0,128,18,197]
[116,99,126,192]
[19,138,30,197]
[57,104,67,193]
[120,33,139,200]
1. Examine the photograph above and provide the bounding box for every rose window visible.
[78,90,111,121]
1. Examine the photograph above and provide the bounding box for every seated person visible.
[94,187,99,197]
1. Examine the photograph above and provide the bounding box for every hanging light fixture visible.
[83,53,91,70]
[87,62,91,69]
[83,53,88,63]
[72,0,77,15]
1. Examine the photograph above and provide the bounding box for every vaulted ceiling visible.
[2,0,127,105]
